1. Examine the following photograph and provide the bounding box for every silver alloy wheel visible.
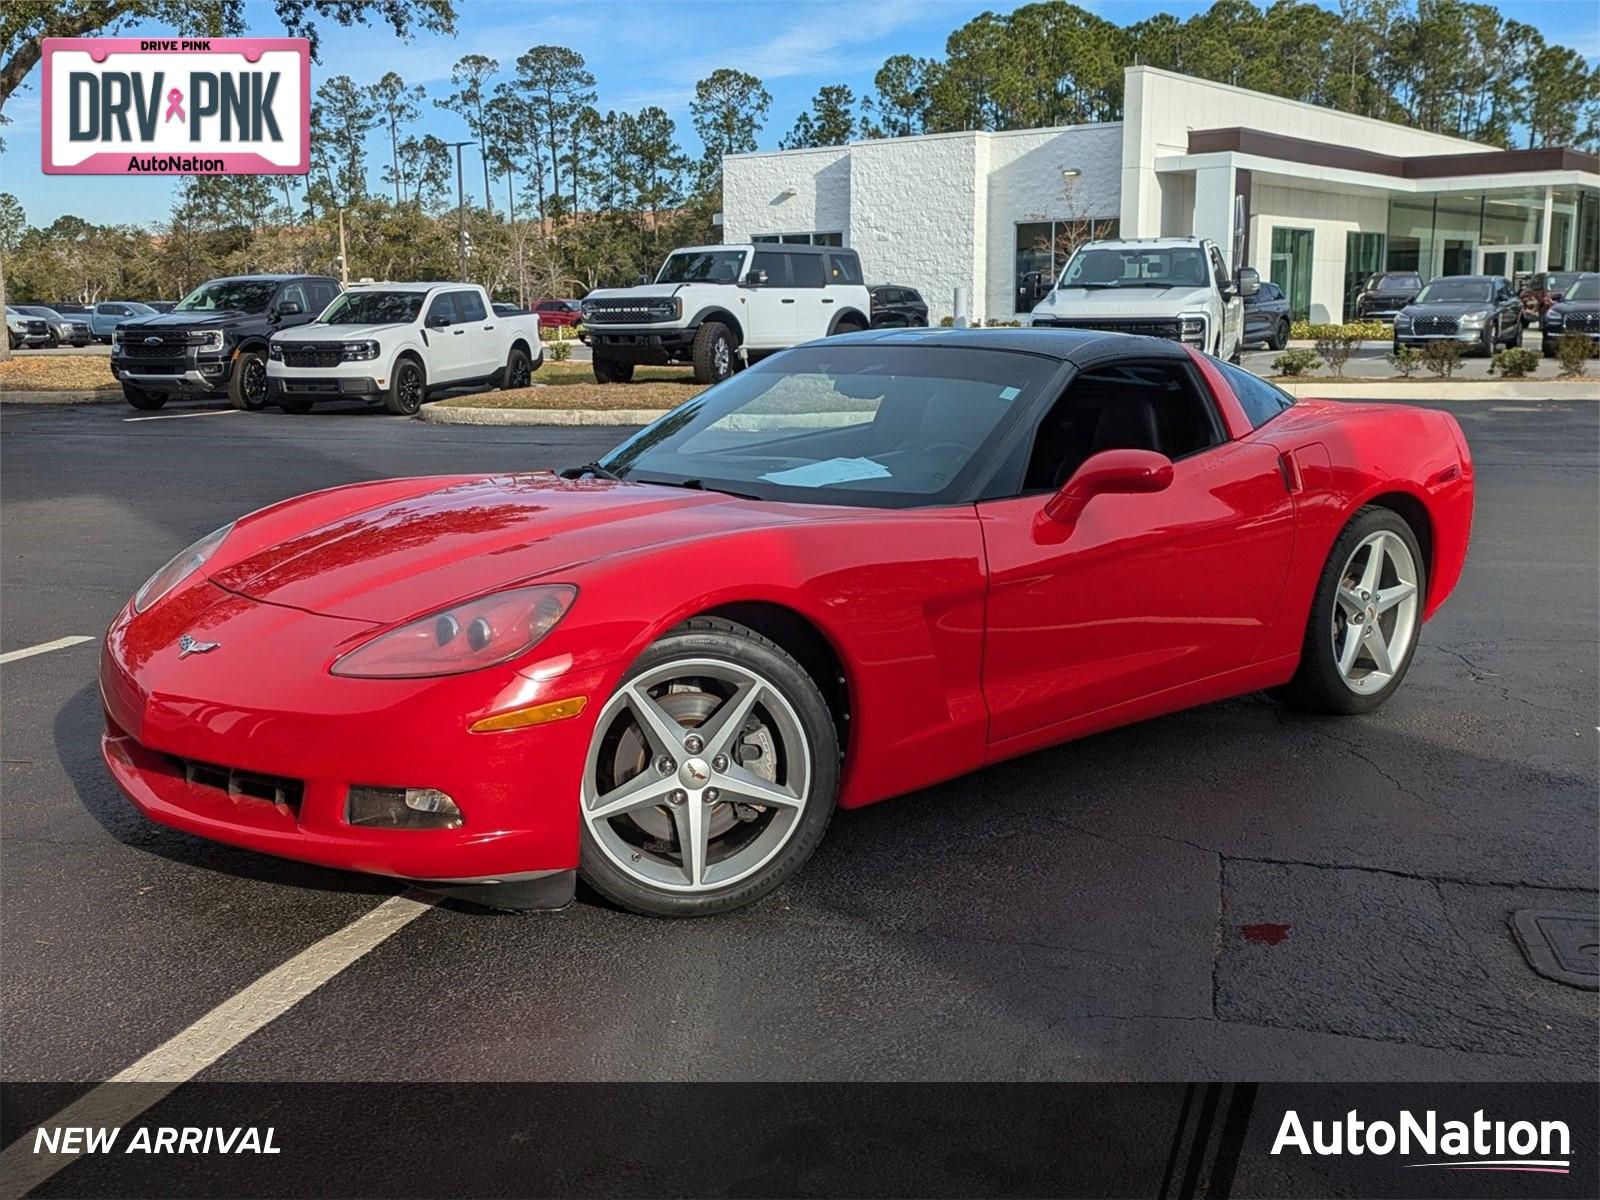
[582,657,811,893]
[712,337,730,378]
[1332,530,1420,694]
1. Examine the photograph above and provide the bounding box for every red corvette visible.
[100,330,1474,916]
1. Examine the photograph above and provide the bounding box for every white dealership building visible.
[721,66,1600,324]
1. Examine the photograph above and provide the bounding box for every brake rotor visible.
[609,683,777,844]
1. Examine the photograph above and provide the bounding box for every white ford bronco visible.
[581,244,872,384]
[1023,236,1259,362]
[265,282,542,416]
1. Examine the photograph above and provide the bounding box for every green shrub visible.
[1555,331,1594,377]
[1272,349,1322,377]
[1489,347,1540,378]
[1420,340,1463,378]
[1387,345,1422,378]
[547,339,571,362]
[1293,319,1386,341]
[982,317,1021,328]
[938,315,956,327]
[1312,328,1363,377]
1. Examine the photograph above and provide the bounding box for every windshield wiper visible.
[637,476,762,501]
[558,461,623,481]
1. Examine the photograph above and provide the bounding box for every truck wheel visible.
[593,355,635,384]
[6,331,17,351]
[383,358,426,415]
[276,395,315,414]
[831,317,867,336]
[691,322,735,384]
[123,384,166,411]
[228,350,270,411]
[501,346,533,390]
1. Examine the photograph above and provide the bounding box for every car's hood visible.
[208,473,796,622]
[1034,285,1213,316]
[583,284,695,301]
[1400,302,1493,317]
[1548,300,1599,316]
[273,323,412,343]
[121,311,252,331]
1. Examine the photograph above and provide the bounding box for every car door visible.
[422,292,472,382]
[977,363,1296,748]
[789,251,831,339]
[273,282,317,331]
[1497,280,1521,338]
[1210,245,1243,356]
[450,289,498,377]
[744,250,797,349]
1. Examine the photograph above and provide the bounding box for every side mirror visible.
[427,313,451,328]
[1234,267,1260,299]
[276,301,303,317]
[635,273,650,286]
[1044,449,1173,527]
[741,268,768,287]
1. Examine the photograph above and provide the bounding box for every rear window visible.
[1214,359,1293,429]
[826,253,863,286]
[790,254,825,288]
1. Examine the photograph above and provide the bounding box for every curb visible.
[417,405,670,427]
[2,389,123,405]
[1275,380,1599,400]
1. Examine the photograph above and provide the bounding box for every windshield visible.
[1563,276,1597,302]
[319,291,425,325]
[1061,246,1209,289]
[1548,273,1583,292]
[175,280,279,313]
[1370,274,1420,290]
[656,250,747,285]
[598,345,1058,507]
[1415,279,1492,304]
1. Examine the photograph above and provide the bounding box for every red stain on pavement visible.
[1241,923,1291,945]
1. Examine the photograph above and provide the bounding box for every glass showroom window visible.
[752,232,845,246]
[1548,187,1600,273]
[1014,217,1120,311]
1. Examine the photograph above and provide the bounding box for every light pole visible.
[445,140,474,282]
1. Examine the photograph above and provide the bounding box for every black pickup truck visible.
[111,275,340,411]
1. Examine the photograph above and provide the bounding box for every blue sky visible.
[2,0,1596,228]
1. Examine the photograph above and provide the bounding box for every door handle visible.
[821,298,835,303]
[452,329,465,336]
[781,298,795,304]
[484,325,495,330]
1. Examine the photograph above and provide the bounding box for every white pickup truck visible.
[1023,236,1258,362]
[266,282,542,415]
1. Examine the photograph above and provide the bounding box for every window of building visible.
[1269,227,1314,320]
[1013,217,1120,312]
[752,231,844,246]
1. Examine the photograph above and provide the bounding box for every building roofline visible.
[1186,127,1600,180]
[724,120,1121,162]
[1125,65,1496,153]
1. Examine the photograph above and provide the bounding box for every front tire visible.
[578,617,839,917]
[383,357,426,415]
[228,349,270,410]
[592,355,635,384]
[690,321,735,384]
[1269,318,1290,351]
[1280,507,1426,715]
[122,384,166,411]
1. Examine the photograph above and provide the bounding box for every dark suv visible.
[112,275,340,411]
[869,285,928,327]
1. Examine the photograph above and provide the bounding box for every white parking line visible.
[0,890,436,1199]
[0,635,96,665]
[122,408,239,422]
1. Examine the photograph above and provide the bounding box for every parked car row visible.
[108,273,543,415]
[6,305,94,347]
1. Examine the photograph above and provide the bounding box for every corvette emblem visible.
[177,634,220,658]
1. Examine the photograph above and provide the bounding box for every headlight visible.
[1394,314,1412,329]
[190,330,225,351]
[341,340,380,361]
[1458,311,1489,328]
[1548,313,1565,328]
[111,328,125,346]
[581,301,596,319]
[267,341,284,360]
[330,584,576,679]
[646,298,680,320]
[132,522,234,613]
[1179,316,1207,343]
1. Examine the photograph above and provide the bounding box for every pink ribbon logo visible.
[164,88,185,123]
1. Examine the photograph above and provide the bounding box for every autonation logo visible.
[1272,1108,1571,1175]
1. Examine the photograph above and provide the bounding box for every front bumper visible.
[99,581,610,886]
[268,375,381,398]
[112,349,234,394]
[586,327,696,364]
[1393,329,1482,347]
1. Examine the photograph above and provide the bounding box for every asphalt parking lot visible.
[1,396,1595,1084]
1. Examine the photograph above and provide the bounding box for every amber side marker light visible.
[470,696,588,733]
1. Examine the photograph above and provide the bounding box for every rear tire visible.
[227,349,270,411]
[122,384,166,411]
[577,617,839,917]
[593,355,634,384]
[383,357,426,415]
[691,321,735,384]
[1280,507,1426,716]
[501,345,533,390]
